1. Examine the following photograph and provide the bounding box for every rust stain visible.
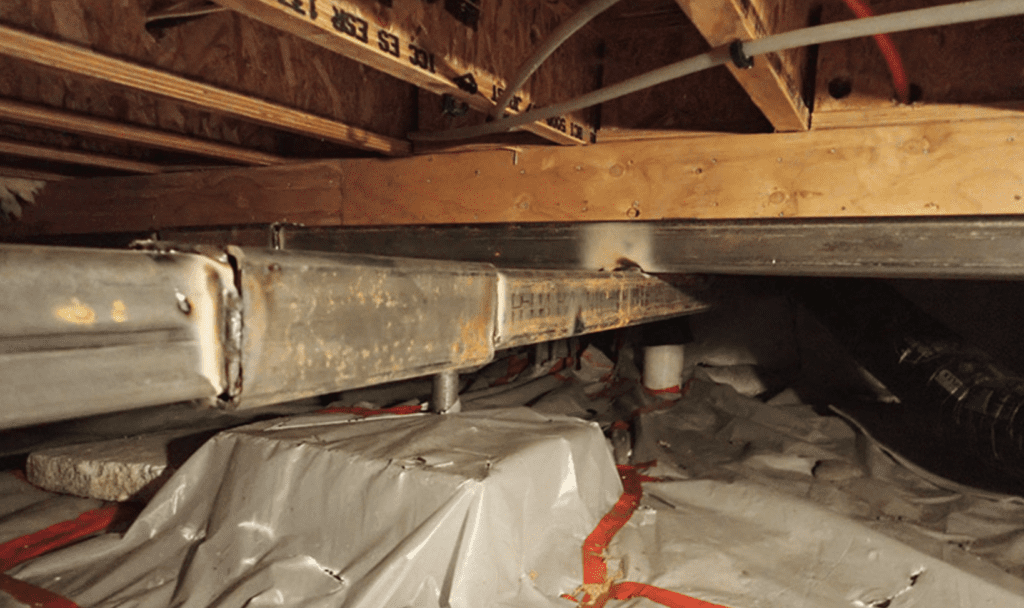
[455,308,492,364]
[111,300,128,323]
[453,281,493,364]
[55,297,96,325]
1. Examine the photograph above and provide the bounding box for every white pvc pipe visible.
[643,345,685,396]
[411,0,1024,142]
[491,0,622,118]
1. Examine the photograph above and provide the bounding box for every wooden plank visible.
[0,138,163,174]
[0,98,285,166]
[812,0,1024,129]
[674,0,811,132]
[0,24,408,156]
[213,0,597,145]
[7,161,346,235]
[8,118,1024,235]
[812,102,1024,130]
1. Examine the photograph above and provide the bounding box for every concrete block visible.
[26,430,212,502]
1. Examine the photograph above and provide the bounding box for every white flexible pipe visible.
[411,0,1024,142]
[490,0,622,118]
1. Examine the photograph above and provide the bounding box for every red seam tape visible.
[0,504,121,571]
[0,502,129,608]
[318,404,423,417]
[0,573,80,608]
[609,581,730,608]
[493,353,531,386]
[572,461,733,608]
[643,385,681,396]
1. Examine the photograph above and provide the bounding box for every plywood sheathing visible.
[813,0,1024,128]
[415,1,603,145]
[595,0,773,135]
[216,0,600,145]
[0,0,415,158]
[8,117,1024,236]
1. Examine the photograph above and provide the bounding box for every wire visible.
[410,0,1024,142]
[491,0,622,119]
[840,0,910,104]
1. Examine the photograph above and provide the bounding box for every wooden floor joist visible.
[674,0,810,132]
[7,117,1024,235]
[0,138,163,174]
[0,24,409,156]
[0,98,286,166]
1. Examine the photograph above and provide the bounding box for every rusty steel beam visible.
[0,243,711,427]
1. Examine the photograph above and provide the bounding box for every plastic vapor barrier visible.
[7,409,621,608]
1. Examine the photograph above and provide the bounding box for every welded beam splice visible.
[0,243,712,428]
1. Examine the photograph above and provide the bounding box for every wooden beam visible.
[0,138,163,174]
[812,102,1024,131]
[674,0,810,132]
[0,24,408,156]
[0,98,285,166]
[8,118,1024,235]
[213,0,596,146]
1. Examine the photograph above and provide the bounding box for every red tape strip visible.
[632,379,695,418]
[609,582,728,608]
[0,504,122,571]
[493,353,531,386]
[0,502,128,608]
[571,461,732,608]
[581,466,645,588]
[0,573,79,608]
[318,404,424,416]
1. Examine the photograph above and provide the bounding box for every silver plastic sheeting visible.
[7,409,621,608]
[0,474,102,548]
[6,353,1024,608]
[613,375,1024,607]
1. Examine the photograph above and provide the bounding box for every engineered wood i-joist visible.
[8,117,1024,235]
[0,166,70,181]
[213,0,599,145]
[0,98,285,166]
[674,0,812,132]
[0,137,163,173]
[0,24,409,156]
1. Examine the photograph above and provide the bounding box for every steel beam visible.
[0,243,711,427]
[231,248,499,409]
[0,244,236,428]
[263,217,1024,280]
